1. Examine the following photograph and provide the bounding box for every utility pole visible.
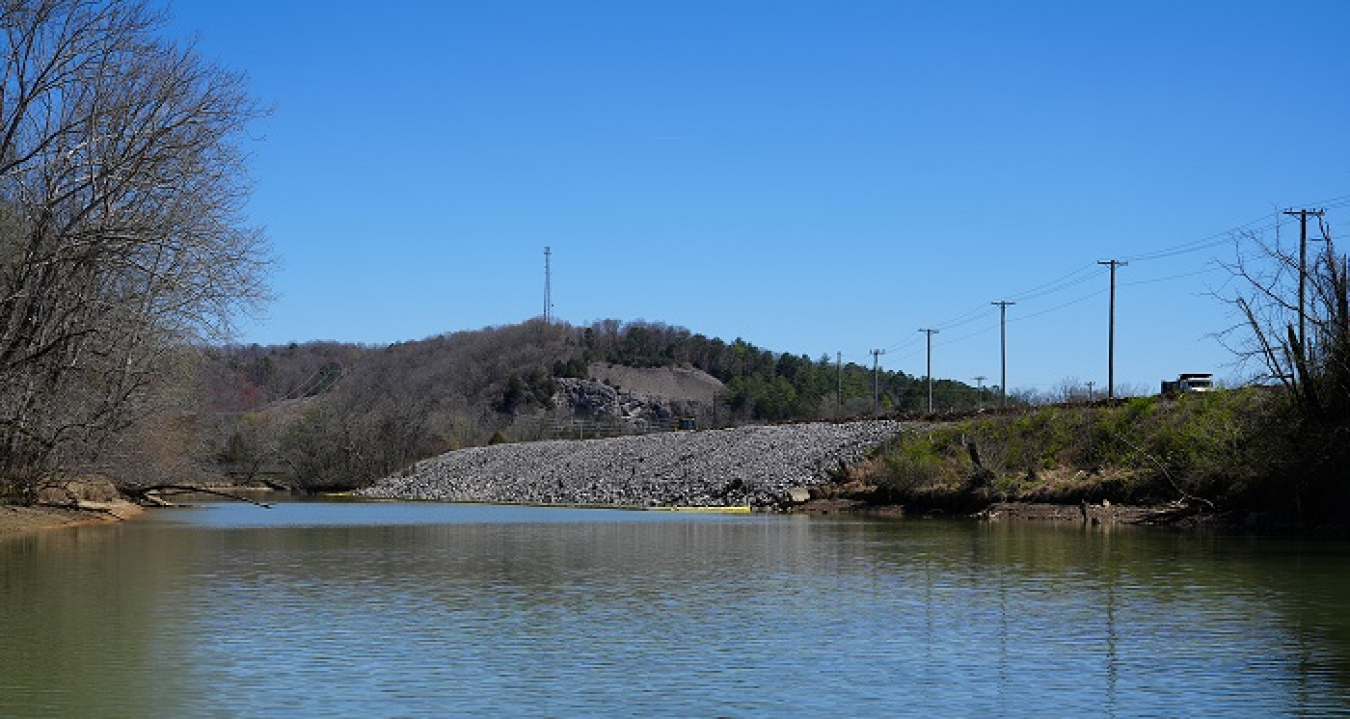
[919,329,939,412]
[1087,380,1096,402]
[870,349,885,414]
[836,351,843,415]
[1284,208,1325,356]
[1098,260,1127,399]
[991,300,1015,408]
[973,375,987,407]
[543,246,553,323]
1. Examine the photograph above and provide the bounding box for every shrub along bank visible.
[851,389,1345,528]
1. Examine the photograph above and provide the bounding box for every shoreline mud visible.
[0,501,143,534]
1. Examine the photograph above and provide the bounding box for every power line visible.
[881,332,924,355]
[1006,263,1101,303]
[988,288,1107,328]
[856,197,1344,392]
[922,198,1343,342]
[1305,192,1350,211]
[1119,265,1219,287]
[933,321,1000,349]
[1121,212,1277,263]
[1116,194,1350,265]
[914,264,1224,354]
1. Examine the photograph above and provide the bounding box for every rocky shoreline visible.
[0,419,1237,531]
[359,420,914,508]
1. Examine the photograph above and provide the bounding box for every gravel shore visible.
[359,420,910,508]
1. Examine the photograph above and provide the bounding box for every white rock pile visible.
[358,420,910,508]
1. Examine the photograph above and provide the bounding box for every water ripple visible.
[2,504,1349,716]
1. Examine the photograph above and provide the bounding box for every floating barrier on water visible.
[647,505,752,514]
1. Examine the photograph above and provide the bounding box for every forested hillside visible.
[188,319,988,491]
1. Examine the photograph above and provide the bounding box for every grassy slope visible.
[849,389,1343,526]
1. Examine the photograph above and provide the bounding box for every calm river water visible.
[3,500,1350,717]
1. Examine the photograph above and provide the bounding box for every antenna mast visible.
[544,246,552,323]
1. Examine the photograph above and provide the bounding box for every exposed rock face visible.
[553,377,621,415]
[553,377,703,423]
[548,364,725,426]
[359,420,910,509]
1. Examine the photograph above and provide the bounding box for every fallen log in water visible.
[125,484,275,509]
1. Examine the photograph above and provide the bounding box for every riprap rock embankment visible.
[359,420,907,508]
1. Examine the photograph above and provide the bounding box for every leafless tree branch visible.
[0,0,272,488]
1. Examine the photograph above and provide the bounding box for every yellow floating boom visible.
[647,505,752,514]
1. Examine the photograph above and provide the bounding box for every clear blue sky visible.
[166,1,1350,395]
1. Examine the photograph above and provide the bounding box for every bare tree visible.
[1217,216,1350,521]
[1054,377,1089,404]
[1221,219,1348,425]
[0,0,271,495]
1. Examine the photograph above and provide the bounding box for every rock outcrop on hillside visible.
[553,377,705,424]
[550,364,725,425]
[359,420,909,509]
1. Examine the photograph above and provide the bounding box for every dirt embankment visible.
[0,478,143,534]
[587,363,723,404]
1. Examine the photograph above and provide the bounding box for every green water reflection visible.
[2,503,1348,716]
